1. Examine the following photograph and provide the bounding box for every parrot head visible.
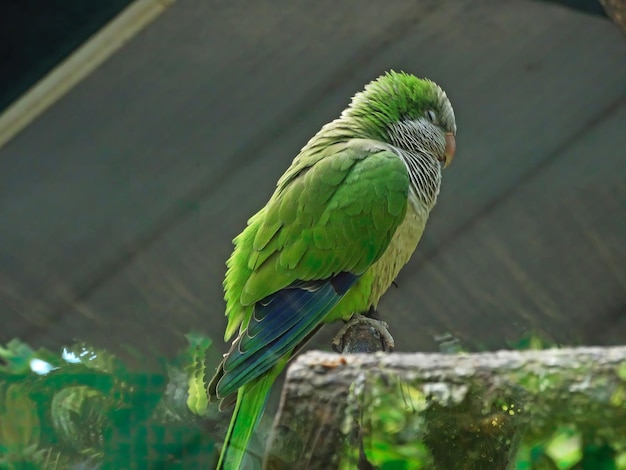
[345,70,457,169]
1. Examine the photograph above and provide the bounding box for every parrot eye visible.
[426,110,437,123]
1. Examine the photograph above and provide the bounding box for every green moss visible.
[609,385,626,407]
[543,428,582,468]
[341,377,433,469]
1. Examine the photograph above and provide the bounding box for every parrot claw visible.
[332,313,395,353]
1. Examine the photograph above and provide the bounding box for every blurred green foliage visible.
[0,336,220,468]
[1,332,624,468]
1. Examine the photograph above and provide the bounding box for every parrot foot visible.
[332,313,395,353]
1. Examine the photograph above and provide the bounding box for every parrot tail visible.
[216,371,276,470]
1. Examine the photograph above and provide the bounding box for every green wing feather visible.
[222,138,409,342]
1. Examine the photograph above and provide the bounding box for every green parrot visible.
[208,71,457,469]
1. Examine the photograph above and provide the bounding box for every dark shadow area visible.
[0,0,132,112]
[536,0,607,16]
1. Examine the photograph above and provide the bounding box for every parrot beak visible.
[442,132,456,169]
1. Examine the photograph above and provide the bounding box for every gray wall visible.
[1,1,625,366]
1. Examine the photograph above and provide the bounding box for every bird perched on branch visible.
[208,70,457,469]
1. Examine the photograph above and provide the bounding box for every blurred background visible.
[0,0,624,366]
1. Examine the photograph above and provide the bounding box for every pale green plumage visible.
[208,71,457,469]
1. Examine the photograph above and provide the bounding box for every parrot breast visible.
[366,199,428,306]
[326,198,429,323]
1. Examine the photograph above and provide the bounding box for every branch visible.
[266,346,626,469]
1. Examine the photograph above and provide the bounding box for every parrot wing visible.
[212,139,409,399]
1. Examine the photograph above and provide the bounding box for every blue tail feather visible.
[216,272,359,398]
